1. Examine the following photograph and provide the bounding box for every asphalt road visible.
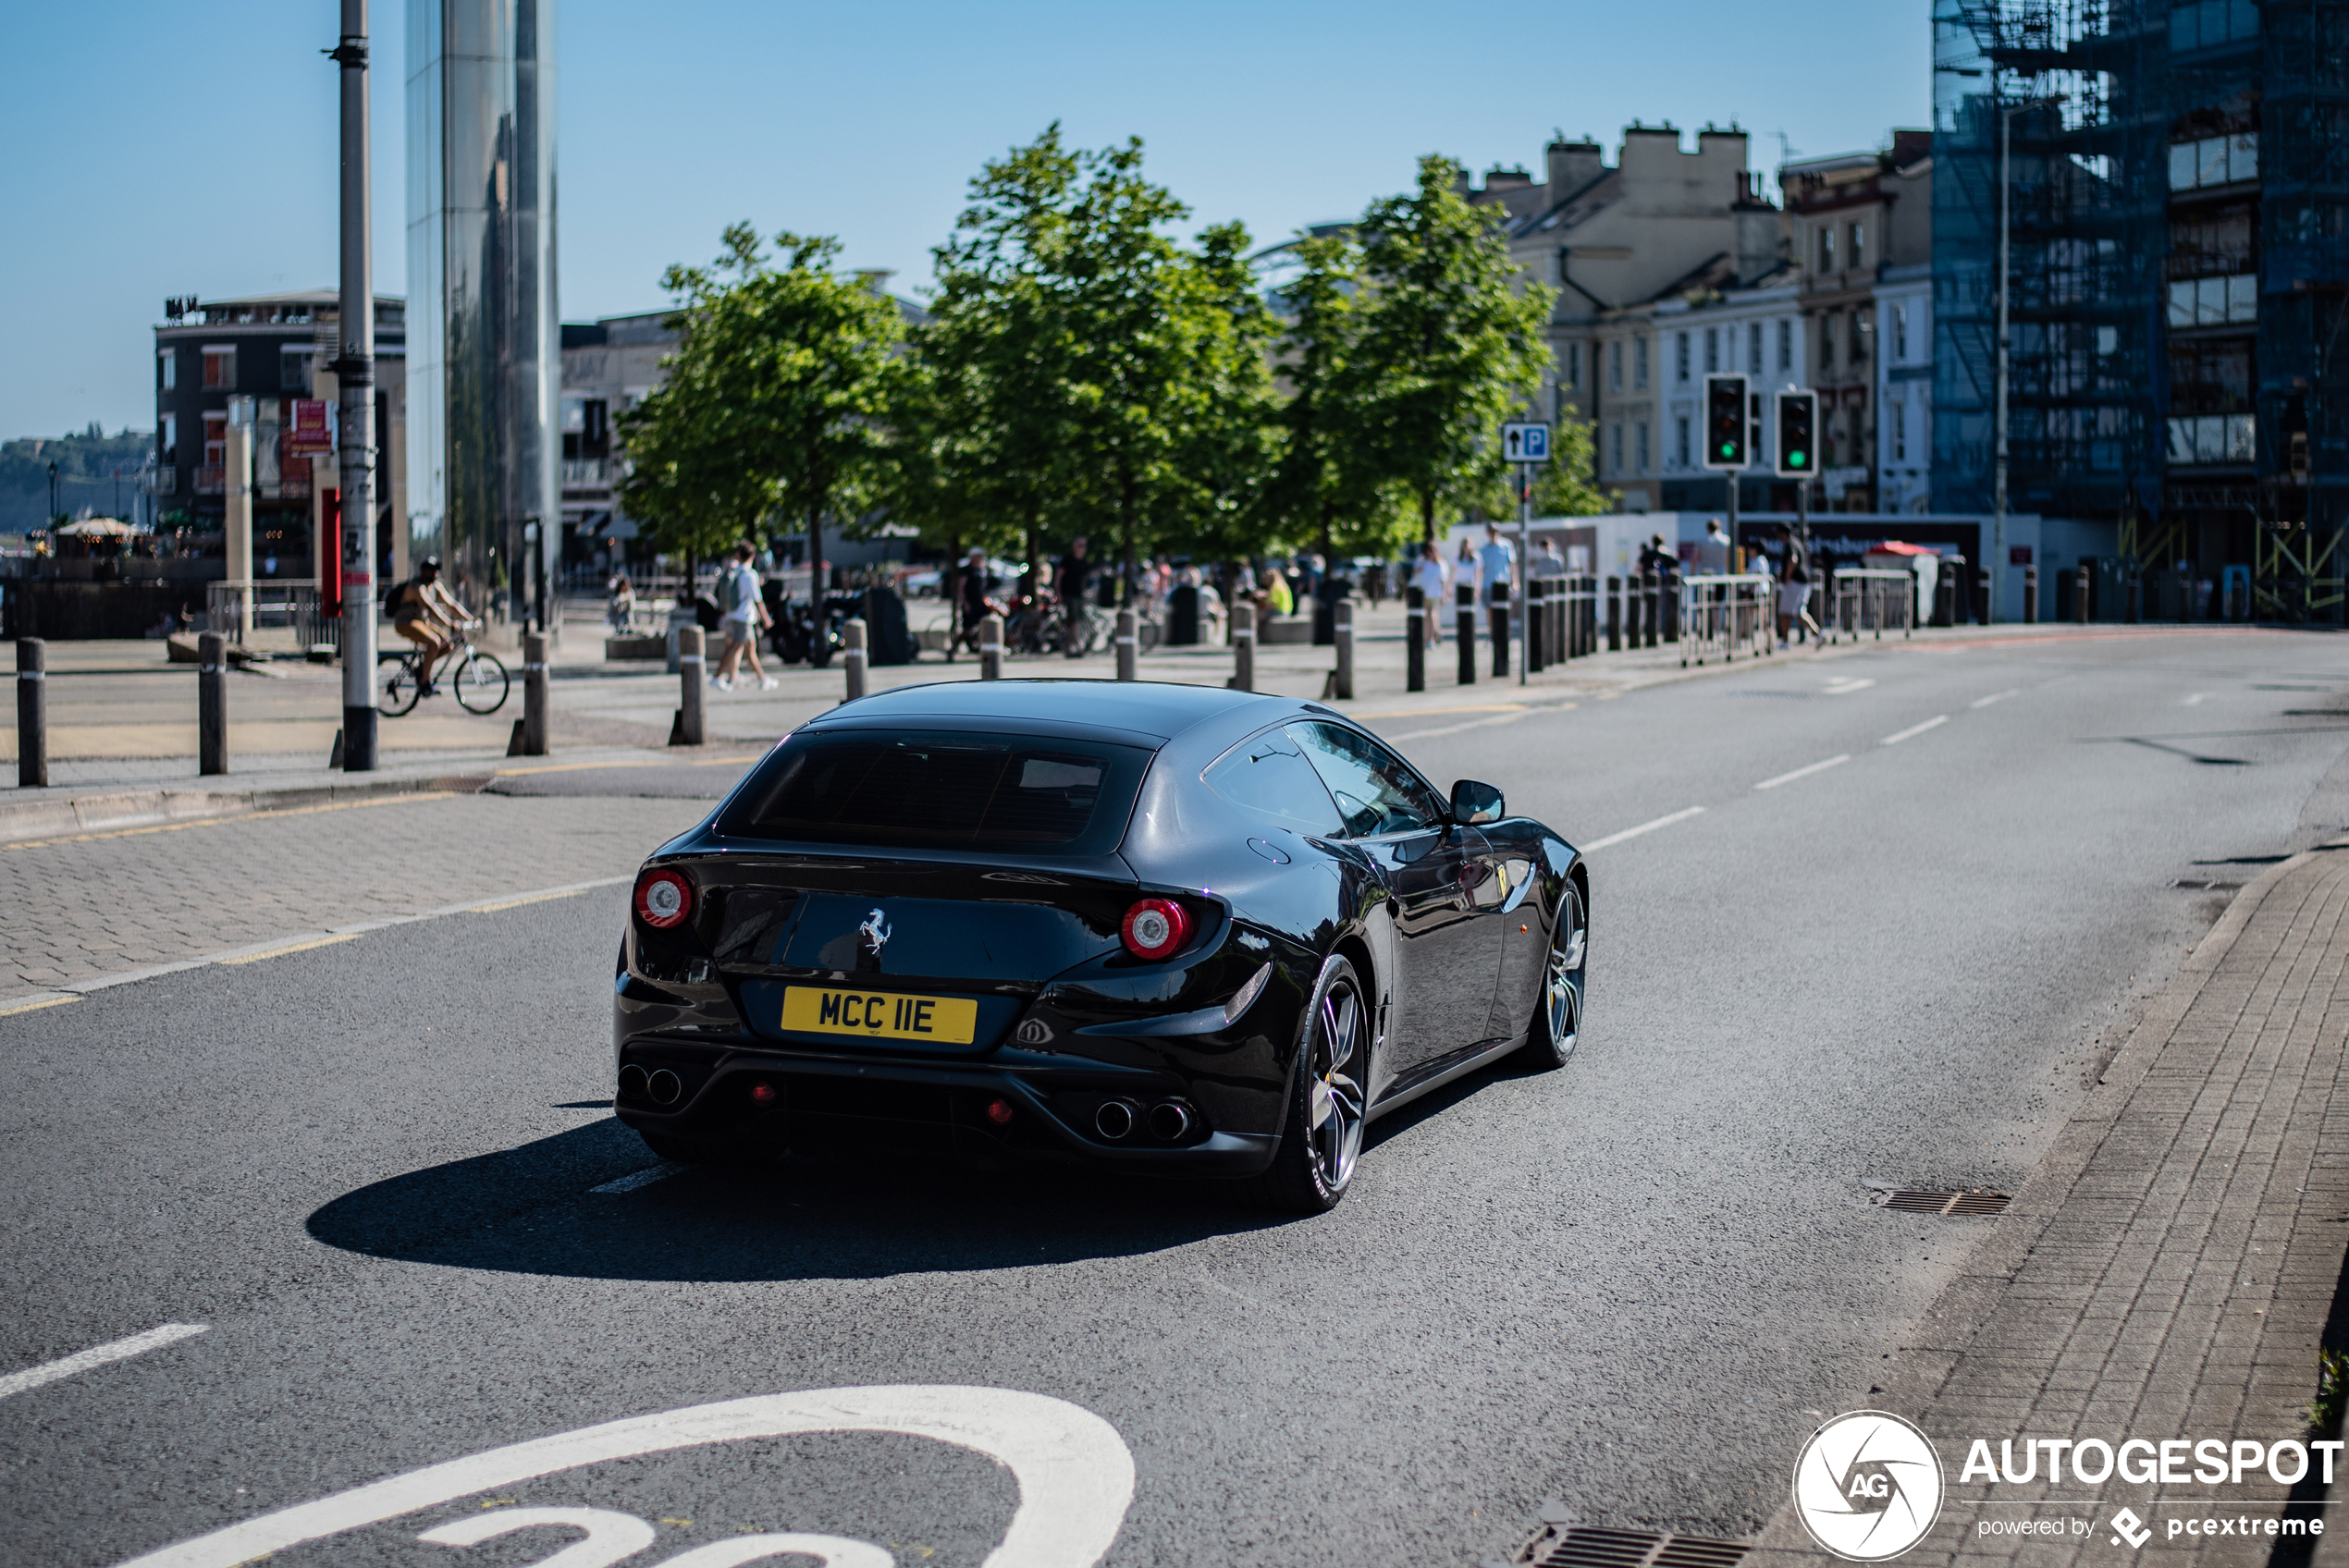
[7,629,2349,1568]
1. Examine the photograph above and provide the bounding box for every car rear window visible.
[717,729,1151,856]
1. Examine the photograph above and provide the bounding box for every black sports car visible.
[613,680,1586,1212]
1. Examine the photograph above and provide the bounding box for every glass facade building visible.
[405,0,559,621]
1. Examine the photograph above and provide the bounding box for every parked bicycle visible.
[376,621,510,716]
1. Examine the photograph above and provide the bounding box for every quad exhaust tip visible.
[617,1064,648,1102]
[1147,1100,1194,1142]
[1094,1099,1138,1140]
[646,1068,683,1107]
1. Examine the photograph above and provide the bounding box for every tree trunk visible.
[1420,486,1436,545]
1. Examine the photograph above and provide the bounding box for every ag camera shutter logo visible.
[1793,1411,1945,1560]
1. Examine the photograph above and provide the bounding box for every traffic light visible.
[1703,375,1749,470]
[1777,389,1819,479]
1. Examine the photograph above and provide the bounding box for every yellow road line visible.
[492,754,759,777]
[468,888,591,913]
[0,790,456,851]
[218,933,362,966]
[1350,702,1529,720]
[0,994,81,1018]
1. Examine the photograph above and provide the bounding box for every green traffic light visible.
[1789,450,1806,467]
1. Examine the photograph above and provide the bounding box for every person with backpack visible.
[385,557,473,696]
[711,541,778,691]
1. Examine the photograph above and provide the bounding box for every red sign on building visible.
[285,398,335,456]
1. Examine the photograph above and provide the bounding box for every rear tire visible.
[1236,954,1367,1214]
[1519,882,1586,1071]
[376,655,420,717]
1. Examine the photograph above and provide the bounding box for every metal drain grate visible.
[1535,1527,1750,1568]
[1873,1188,2011,1216]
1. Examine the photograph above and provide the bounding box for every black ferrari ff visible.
[613,680,1587,1211]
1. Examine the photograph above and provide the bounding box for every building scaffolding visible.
[1932,0,2349,619]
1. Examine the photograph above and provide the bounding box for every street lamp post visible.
[47,461,57,526]
[1996,92,2063,622]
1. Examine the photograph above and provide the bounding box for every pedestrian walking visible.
[1477,523,1516,609]
[607,572,635,632]
[1698,519,1729,576]
[1056,536,1092,657]
[1412,542,1449,646]
[712,542,778,691]
[1777,524,1813,645]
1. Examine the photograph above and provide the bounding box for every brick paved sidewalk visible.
[0,790,708,1008]
[1740,842,2349,1566]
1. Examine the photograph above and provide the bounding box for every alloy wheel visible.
[1544,888,1585,1060]
[1308,978,1366,1190]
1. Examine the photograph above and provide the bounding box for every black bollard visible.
[1488,581,1510,680]
[16,637,46,789]
[1406,587,1425,692]
[198,631,228,776]
[1456,582,1477,685]
[1526,577,1546,673]
[1605,575,1622,652]
[2023,565,2039,625]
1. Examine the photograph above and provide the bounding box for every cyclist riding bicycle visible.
[387,557,473,695]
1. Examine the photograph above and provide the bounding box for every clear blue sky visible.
[0,0,1928,441]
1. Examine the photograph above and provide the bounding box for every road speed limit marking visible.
[115,1385,1135,1568]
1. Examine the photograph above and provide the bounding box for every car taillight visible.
[635,868,694,929]
[1121,897,1191,962]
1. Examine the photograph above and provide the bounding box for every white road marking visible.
[417,1506,654,1566]
[117,1385,1137,1568]
[2182,692,2210,706]
[590,1164,679,1195]
[1881,715,1949,746]
[1582,806,1706,851]
[659,1534,897,1567]
[1753,754,1851,791]
[0,1322,207,1403]
[1823,677,1876,695]
[1968,689,2020,709]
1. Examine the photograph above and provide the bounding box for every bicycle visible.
[377,622,510,717]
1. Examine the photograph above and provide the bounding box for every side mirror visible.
[1450,779,1505,826]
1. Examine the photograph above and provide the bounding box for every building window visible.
[280,349,310,391]
[1818,227,1834,272]
[2169,132,2258,190]
[1636,421,1651,475]
[1675,415,1691,468]
[1750,323,1765,377]
[1676,332,1691,384]
[1609,422,1623,473]
[159,349,176,391]
[160,413,177,463]
[1634,337,1650,391]
[1819,314,1835,372]
[1892,303,1909,361]
[2166,274,2258,326]
[1892,394,1906,461]
[202,347,236,389]
[1609,340,1623,392]
[1703,327,1718,374]
[1850,222,1866,273]
[1851,308,1871,362]
[2171,0,2259,51]
[1777,319,1792,373]
[1566,341,1580,389]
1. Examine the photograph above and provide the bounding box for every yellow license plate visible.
[781,986,978,1045]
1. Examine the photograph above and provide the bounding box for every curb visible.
[0,773,495,845]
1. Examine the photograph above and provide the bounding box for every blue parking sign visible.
[1502,423,1551,462]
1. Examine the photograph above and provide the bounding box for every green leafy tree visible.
[1531,418,1615,516]
[1351,155,1558,543]
[621,225,903,590]
[921,127,1276,593]
[1260,232,1412,565]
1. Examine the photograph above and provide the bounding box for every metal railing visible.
[1826,570,1915,642]
[1677,575,1777,667]
[204,582,336,646]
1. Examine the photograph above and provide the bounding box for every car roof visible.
[808,680,1299,744]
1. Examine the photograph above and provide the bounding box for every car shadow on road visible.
[306,1116,1290,1283]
